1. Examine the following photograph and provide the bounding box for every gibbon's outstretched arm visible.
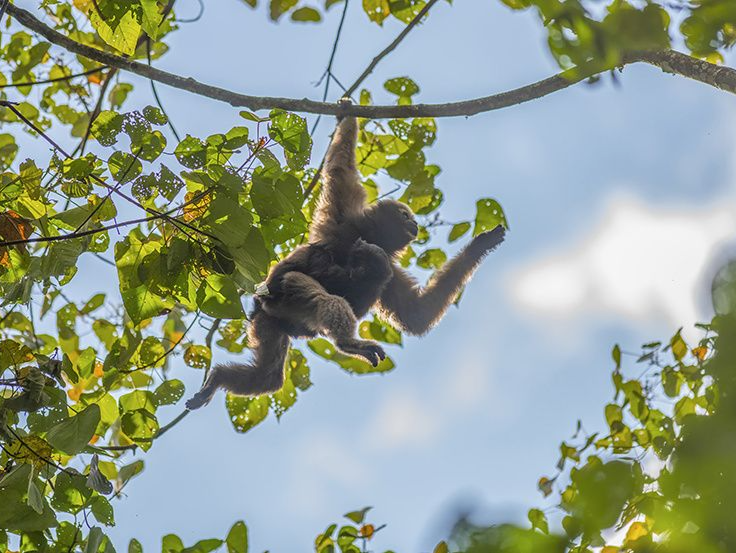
[378,225,506,335]
[309,115,365,243]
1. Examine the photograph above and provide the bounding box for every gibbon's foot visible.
[470,225,506,255]
[185,388,213,410]
[337,339,386,367]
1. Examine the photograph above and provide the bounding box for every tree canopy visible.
[1,0,736,552]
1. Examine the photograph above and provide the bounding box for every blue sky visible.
[10,0,736,551]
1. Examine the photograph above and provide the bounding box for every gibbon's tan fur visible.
[186,110,505,410]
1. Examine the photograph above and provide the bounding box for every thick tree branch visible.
[7,4,736,119]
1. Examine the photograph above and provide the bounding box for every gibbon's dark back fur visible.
[185,112,506,410]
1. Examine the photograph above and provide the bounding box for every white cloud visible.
[364,392,438,450]
[508,194,736,329]
[362,356,502,451]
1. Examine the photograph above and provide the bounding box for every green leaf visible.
[140,0,164,39]
[384,77,420,98]
[269,0,298,20]
[121,409,159,451]
[291,7,321,21]
[108,151,143,184]
[129,539,144,553]
[154,379,186,406]
[85,527,105,553]
[670,331,687,361]
[143,106,168,125]
[175,136,208,169]
[46,404,101,455]
[90,496,115,526]
[363,0,390,24]
[416,248,447,270]
[182,539,223,553]
[474,198,509,235]
[227,394,270,433]
[344,507,372,524]
[162,534,184,553]
[527,508,549,534]
[119,460,145,487]
[196,274,246,319]
[308,338,395,375]
[27,478,44,515]
[612,344,621,368]
[226,521,248,553]
[90,8,141,55]
[52,471,92,514]
[449,222,471,242]
[268,110,312,169]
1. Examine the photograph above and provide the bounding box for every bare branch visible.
[6,4,736,120]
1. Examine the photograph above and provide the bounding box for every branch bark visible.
[7,3,736,119]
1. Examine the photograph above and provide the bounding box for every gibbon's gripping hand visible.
[336,97,353,121]
[469,225,506,257]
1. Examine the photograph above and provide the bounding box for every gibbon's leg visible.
[273,271,387,366]
[309,115,366,241]
[185,311,289,410]
[378,225,506,335]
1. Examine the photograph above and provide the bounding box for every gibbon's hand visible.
[336,97,353,121]
[469,225,506,256]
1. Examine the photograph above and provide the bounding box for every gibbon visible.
[186,111,505,410]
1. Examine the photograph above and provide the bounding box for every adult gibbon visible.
[186,111,505,410]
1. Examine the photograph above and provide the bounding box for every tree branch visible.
[7,4,736,119]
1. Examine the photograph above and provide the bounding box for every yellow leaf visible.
[93,361,104,378]
[6,435,54,470]
[537,476,554,497]
[359,524,375,539]
[692,346,707,361]
[183,191,210,222]
[433,541,449,553]
[601,547,620,553]
[625,521,648,542]
[67,385,83,401]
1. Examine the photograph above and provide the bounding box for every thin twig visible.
[147,38,180,142]
[311,0,350,135]
[72,69,115,157]
[344,0,440,97]
[175,0,204,23]
[99,410,189,452]
[0,66,107,89]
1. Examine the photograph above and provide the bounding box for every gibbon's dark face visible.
[361,199,418,255]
